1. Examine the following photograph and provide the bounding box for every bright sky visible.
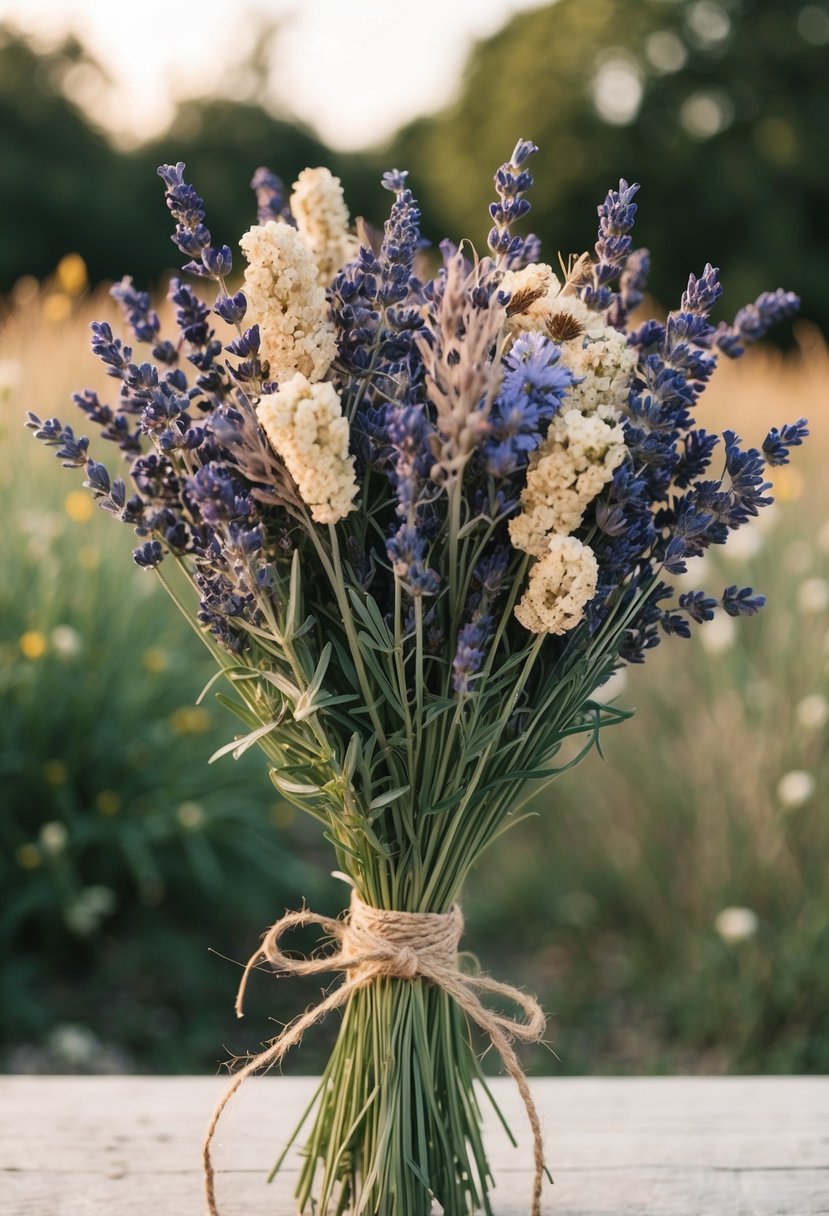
[0,0,549,149]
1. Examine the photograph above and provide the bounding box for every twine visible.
[203,892,548,1216]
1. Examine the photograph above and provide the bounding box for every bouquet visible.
[28,139,805,1215]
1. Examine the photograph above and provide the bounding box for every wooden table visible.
[1,1076,827,1214]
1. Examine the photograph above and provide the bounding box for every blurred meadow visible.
[1,0,828,1077]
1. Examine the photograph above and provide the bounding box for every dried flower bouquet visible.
[29,140,805,1215]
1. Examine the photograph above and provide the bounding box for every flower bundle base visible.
[28,135,806,1216]
[204,895,546,1216]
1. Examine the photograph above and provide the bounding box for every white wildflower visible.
[240,220,337,383]
[784,540,813,574]
[776,769,815,809]
[257,374,358,524]
[797,577,829,615]
[0,358,22,396]
[50,624,82,659]
[515,534,598,635]
[674,552,710,590]
[724,525,765,561]
[714,906,758,944]
[796,693,829,731]
[48,1024,99,1067]
[39,821,68,854]
[509,408,626,556]
[65,886,116,936]
[177,801,206,830]
[290,167,357,285]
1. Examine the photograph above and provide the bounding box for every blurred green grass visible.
[2,278,827,1075]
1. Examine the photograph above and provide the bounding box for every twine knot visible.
[204,893,548,1216]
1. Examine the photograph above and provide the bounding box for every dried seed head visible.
[560,250,594,290]
[505,284,548,318]
[546,311,585,343]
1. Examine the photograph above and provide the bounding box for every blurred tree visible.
[128,98,381,290]
[391,0,828,333]
[0,26,381,293]
[0,29,133,289]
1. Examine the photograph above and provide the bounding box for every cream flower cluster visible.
[256,374,358,524]
[502,263,637,420]
[509,408,626,557]
[514,535,599,635]
[240,220,338,383]
[290,167,358,286]
[504,261,636,633]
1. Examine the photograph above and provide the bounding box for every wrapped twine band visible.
[203,893,548,1216]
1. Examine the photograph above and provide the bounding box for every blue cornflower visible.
[484,333,575,478]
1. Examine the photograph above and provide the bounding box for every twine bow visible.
[203,893,548,1216]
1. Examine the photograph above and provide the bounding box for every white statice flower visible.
[290,167,357,285]
[240,220,337,383]
[776,769,816,809]
[559,323,638,420]
[515,534,598,635]
[509,408,627,556]
[501,262,637,420]
[257,374,358,524]
[714,906,759,944]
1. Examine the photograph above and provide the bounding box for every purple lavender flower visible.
[716,289,800,357]
[251,166,291,225]
[487,139,539,266]
[452,614,494,694]
[158,161,232,280]
[387,524,439,597]
[581,180,640,312]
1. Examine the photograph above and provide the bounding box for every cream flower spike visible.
[240,220,338,383]
[290,167,358,286]
[514,534,599,634]
[257,374,358,525]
